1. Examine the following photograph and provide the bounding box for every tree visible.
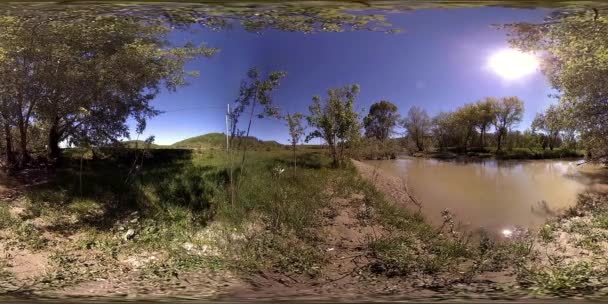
[226,68,285,204]
[432,112,456,151]
[505,10,607,158]
[402,106,431,152]
[0,16,218,164]
[229,68,286,166]
[493,97,524,151]
[286,112,305,175]
[531,105,563,150]
[452,103,479,152]
[307,84,360,167]
[0,91,16,168]
[475,98,498,149]
[363,100,399,141]
[0,2,401,35]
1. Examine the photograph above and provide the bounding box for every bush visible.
[158,165,229,212]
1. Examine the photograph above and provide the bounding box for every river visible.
[365,158,608,232]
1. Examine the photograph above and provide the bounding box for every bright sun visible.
[488,49,539,80]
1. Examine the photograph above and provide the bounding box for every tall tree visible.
[226,68,286,204]
[475,98,498,149]
[505,10,608,158]
[493,97,524,151]
[286,112,305,175]
[453,103,479,152]
[229,68,286,167]
[307,84,360,167]
[0,16,217,163]
[363,100,399,141]
[431,112,455,152]
[0,98,16,168]
[402,106,431,152]
[531,105,563,150]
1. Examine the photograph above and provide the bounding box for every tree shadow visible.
[274,152,331,169]
[23,148,203,234]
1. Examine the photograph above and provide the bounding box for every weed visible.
[524,261,602,294]
[16,221,46,249]
[0,204,17,229]
[593,213,608,229]
[239,229,326,275]
[539,224,556,242]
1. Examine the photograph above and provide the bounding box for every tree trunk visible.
[17,115,30,166]
[496,129,503,152]
[3,123,16,168]
[338,142,344,167]
[292,144,297,176]
[48,119,62,161]
[416,134,423,152]
[239,98,257,177]
[480,128,486,149]
[330,142,338,167]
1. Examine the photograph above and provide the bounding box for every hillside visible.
[171,133,283,149]
[122,140,162,149]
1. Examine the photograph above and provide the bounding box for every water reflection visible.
[366,158,608,231]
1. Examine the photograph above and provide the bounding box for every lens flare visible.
[488,49,539,80]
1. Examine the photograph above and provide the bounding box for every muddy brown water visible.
[365,158,608,233]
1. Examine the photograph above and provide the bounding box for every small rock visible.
[326,247,335,252]
[129,217,138,224]
[123,229,135,241]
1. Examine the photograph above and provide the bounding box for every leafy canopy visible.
[364,100,399,141]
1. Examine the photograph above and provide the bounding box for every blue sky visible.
[135,7,554,145]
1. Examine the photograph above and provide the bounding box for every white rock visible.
[123,229,135,241]
[182,242,195,251]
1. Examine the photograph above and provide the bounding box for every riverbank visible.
[355,158,608,297]
[416,147,585,161]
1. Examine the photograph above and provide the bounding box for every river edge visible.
[354,158,608,298]
[404,149,585,162]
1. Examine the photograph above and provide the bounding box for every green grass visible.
[0,204,18,230]
[20,147,338,274]
[523,261,601,295]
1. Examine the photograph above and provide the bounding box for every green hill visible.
[171,133,283,150]
[122,140,162,149]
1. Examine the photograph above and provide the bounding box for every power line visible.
[161,105,227,113]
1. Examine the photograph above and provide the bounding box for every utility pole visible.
[225,103,230,151]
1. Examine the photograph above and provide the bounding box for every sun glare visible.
[488,49,539,80]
